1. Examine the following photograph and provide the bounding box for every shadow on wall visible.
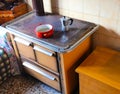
[25,0,33,11]
[50,0,59,14]
[27,4,33,11]
[92,25,120,51]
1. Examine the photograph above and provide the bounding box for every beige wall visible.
[25,0,120,51]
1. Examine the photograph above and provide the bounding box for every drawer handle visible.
[33,46,54,56]
[23,61,56,81]
[14,37,31,46]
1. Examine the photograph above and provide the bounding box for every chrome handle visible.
[33,46,54,56]
[23,61,56,81]
[14,37,31,46]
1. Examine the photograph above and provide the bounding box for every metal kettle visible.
[60,16,73,31]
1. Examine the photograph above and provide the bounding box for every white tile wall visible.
[117,20,120,35]
[99,17,117,31]
[43,0,51,7]
[83,14,99,24]
[69,0,83,13]
[83,0,100,16]
[57,8,70,17]
[57,0,70,10]
[69,11,83,20]
[118,6,120,20]
[100,0,119,20]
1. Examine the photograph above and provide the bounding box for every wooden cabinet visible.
[12,35,61,91]
[3,12,98,93]
[2,11,98,94]
[10,34,91,94]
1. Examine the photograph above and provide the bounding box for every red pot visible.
[35,24,53,38]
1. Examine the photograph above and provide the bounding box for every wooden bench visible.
[76,46,120,94]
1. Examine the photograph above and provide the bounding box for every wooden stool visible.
[75,46,120,94]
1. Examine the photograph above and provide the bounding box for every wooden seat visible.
[76,46,120,94]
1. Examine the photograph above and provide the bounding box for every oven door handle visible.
[23,61,56,81]
[14,37,31,46]
[33,46,54,56]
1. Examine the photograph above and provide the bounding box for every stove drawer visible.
[33,45,58,72]
[22,61,61,91]
[14,37,35,60]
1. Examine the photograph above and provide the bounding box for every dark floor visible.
[0,74,61,94]
[0,74,79,94]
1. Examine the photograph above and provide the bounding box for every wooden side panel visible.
[80,74,120,94]
[9,34,20,59]
[60,37,91,94]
